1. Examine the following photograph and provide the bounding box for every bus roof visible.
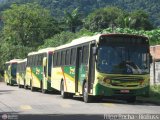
[17,58,27,64]
[38,47,55,53]
[54,33,148,51]
[28,47,55,56]
[5,59,23,64]
[55,34,100,51]
[28,51,37,56]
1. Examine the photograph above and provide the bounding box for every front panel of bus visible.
[93,35,150,97]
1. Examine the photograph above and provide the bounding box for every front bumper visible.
[94,83,149,97]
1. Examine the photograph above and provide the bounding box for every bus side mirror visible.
[43,57,47,66]
[92,47,97,55]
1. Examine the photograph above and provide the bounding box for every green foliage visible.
[0,3,61,69]
[64,8,82,33]
[39,31,76,49]
[85,7,153,32]
[0,0,159,27]
[128,10,153,30]
[2,3,58,47]
[39,28,93,49]
[84,7,125,32]
[102,28,160,45]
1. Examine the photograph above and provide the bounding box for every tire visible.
[60,81,68,98]
[24,80,28,89]
[41,81,47,94]
[126,96,136,103]
[30,80,36,92]
[83,82,92,103]
[18,80,21,88]
[9,80,13,86]
[24,85,28,89]
[18,84,21,88]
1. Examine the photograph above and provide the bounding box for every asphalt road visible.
[0,82,160,120]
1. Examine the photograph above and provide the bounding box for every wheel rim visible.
[61,82,64,96]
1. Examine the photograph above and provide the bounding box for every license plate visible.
[120,90,130,93]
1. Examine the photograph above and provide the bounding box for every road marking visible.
[60,102,71,108]
[20,105,32,110]
[102,103,116,107]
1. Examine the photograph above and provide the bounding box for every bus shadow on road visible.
[101,98,160,106]
[34,89,60,95]
[0,90,15,95]
[68,96,159,106]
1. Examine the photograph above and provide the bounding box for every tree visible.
[128,10,153,30]
[84,7,125,32]
[0,3,61,69]
[64,8,82,33]
[2,3,59,47]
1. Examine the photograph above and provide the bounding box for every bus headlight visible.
[103,77,111,84]
[139,79,144,85]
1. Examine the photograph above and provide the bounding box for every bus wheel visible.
[60,80,68,98]
[30,81,36,92]
[126,96,136,103]
[41,82,47,94]
[24,80,28,89]
[10,80,13,86]
[18,84,21,88]
[83,82,92,103]
[24,85,28,89]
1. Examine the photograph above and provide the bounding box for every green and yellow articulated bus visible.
[4,59,22,86]
[25,48,54,93]
[16,59,27,88]
[51,34,151,103]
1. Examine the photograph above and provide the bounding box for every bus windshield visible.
[97,36,150,74]
[11,63,17,77]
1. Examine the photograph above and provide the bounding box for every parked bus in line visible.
[51,34,151,103]
[16,58,27,88]
[25,48,54,93]
[4,59,22,86]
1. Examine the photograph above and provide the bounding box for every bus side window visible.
[66,49,70,65]
[53,52,57,67]
[57,52,61,67]
[71,48,76,65]
[83,45,89,64]
[31,56,33,66]
[39,54,42,66]
[62,51,66,66]
[27,57,29,67]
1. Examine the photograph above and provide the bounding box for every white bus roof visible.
[28,51,37,56]
[38,47,55,53]
[17,58,27,64]
[5,59,23,64]
[54,33,148,51]
[55,34,101,51]
[28,48,55,56]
